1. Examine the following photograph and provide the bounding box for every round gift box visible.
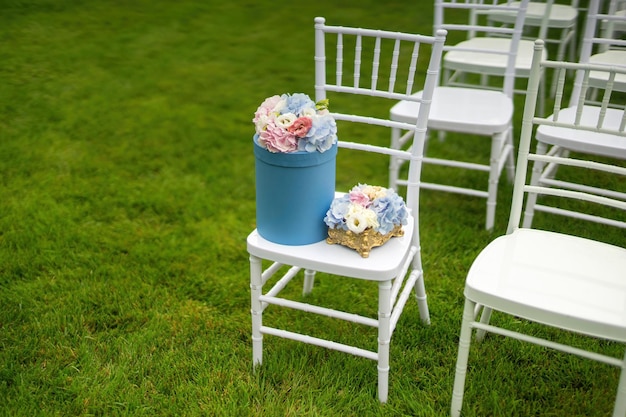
[253,139,337,245]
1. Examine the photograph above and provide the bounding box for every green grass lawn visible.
[1,1,624,416]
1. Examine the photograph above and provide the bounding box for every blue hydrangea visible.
[302,114,337,152]
[324,194,351,230]
[282,93,316,116]
[371,191,408,235]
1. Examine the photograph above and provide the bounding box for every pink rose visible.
[349,189,370,207]
[259,121,298,153]
[287,116,313,138]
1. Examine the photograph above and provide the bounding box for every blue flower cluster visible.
[324,185,409,235]
[370,193,409,235]
[302,114,337,153]
[324,195,352,230]
[282,93,315,115]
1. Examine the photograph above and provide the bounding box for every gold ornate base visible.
[326,225,404,258]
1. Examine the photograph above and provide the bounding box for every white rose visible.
[276,113,297,129]
[301,107,317,118]
[346,205,379,233]
[255,114,271,133]
[346,212,368,234]
[361,208,379,229]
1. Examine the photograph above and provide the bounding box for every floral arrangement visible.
[253,93,337,153]
[324,184,409,235]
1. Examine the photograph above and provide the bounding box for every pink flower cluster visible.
[252,93,337,153]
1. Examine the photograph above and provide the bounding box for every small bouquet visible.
[324,184,409,257]
[253,93,337,153]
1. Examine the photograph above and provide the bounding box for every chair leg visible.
[614,351,626,417]
[528,70,547,117]
[474,306,492,342]
[412,248,430,324]
[504,128,516,182]
[555,28,568,63]
[551,28,572,97]
[302,269,315,296]
[522,141,547,228]
[377,280,392,403]
[250,255,263,367]
[443,67,452,86]
[480,73,489,87]
[451,298,476,417]
[486,132,505,231]
[568,37,576,63]
[414,274,430,325]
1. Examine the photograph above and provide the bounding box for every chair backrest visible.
[314,17,447,218]
[509,39,626,234]
[434,0,532,97]
[599,0,626,52]
[579,0,626,56]
[481,0,556,37]
[573,0,626,103]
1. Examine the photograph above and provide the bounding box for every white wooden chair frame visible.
[248,18,447,403]
[390,0,533,231]
[522,0,626,229]
[451,39,626,417]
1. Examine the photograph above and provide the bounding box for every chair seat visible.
[536,106,626,159]
[589,50,626,91]
[465,228,626,342]
[390,86,513,135]
[489,1,578,28]
[247,203,415,281]
[444,38,545,77]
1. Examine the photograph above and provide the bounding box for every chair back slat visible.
[552,66,567,120]
[335,34,343,86]
[371,37,381,91]
[353,35,362,88]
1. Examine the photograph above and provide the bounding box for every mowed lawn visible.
[1,1,624,416]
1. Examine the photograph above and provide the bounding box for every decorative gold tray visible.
[326,224,404,258]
